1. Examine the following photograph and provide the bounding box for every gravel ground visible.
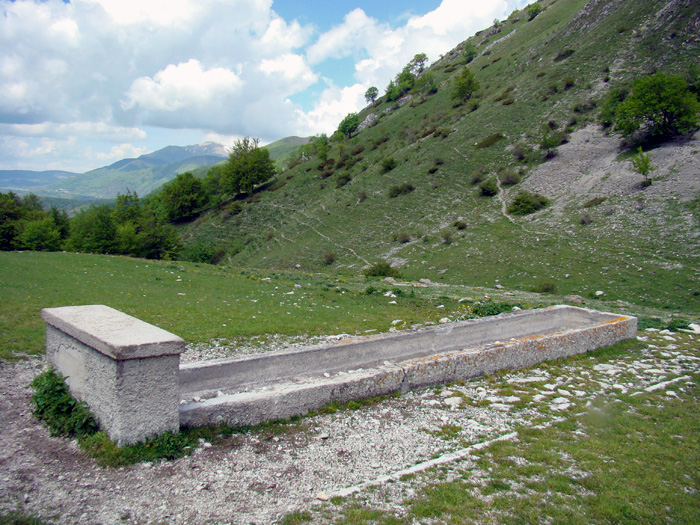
[1,328,699,524]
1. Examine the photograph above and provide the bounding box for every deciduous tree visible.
[364,86,378,105]
[451,67,480,102]
[614,73,699,138]
[223,137,276,195]
[338,113,360,139]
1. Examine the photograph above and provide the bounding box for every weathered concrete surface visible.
[42,305,184,445]
[180,306,637,429]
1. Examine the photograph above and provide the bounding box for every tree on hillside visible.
[111,190,142,225]
[222,137,276,195]
[408,53,428,75]
[66,205,117,254]
[463,42,477,63]
[527,2,543,20]
[0,192,64,251]
[338,113,360,139]
[365,86,379,105]
[414,72,438,101]
[611,73,699,138]
[17,217,62,251]
[451,67,480,102]
[159,172,208,222]
[629,147,656,187]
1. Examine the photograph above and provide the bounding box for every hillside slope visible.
[181,0,700,315]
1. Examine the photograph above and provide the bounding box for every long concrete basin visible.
[179,305,637,429]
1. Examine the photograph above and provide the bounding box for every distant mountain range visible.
[0,142,229,200]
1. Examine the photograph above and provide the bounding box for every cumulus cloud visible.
[123,60,243,112]
[0,0,528,171]
[96,143,151,162]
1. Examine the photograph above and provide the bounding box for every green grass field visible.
[1,251,535,361]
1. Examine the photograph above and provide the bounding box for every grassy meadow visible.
[0,250,535,362]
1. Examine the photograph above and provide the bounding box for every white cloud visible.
[306,8,379,65]
[96,143,151,162]
[123,60,243,112]
[82,0,200,26]
[296,83,367,137]
[0,0,529,172]
[0,122,146,142]
[259,54,318,93]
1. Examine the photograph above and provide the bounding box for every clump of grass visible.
[453,220,467,230]
[637,316,691,331]
[81,430,195,467]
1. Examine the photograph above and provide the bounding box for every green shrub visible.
[323,252,335,265]
[31,368,197,467]
[479,177,498,197]
[527,2,543,20]
[531,282,557,294]
[476,133,505,148]
[471,301,519,317]
[396,232,411,243]
[453,220,467,230]
[441,230,453,244]
[336,173,352,188]
[512,143,537,163]
[388,183,415,198]
[364,261,402,279]
[470,172,486,185]
[382,157,398,172]
[499,169,521,186]
[583,196,607,208]
[507,190,549,215]
[31,368,98,438]
[184,240,217,264]
[554,48,575,62]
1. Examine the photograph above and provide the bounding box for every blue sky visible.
[0,0,529,172]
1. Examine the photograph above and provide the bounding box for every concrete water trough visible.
[178,305,637,429]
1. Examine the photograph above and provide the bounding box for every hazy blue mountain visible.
[0,170,79,190]
[4,142,229,200]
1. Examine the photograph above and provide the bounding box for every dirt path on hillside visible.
[2,328,699,524]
